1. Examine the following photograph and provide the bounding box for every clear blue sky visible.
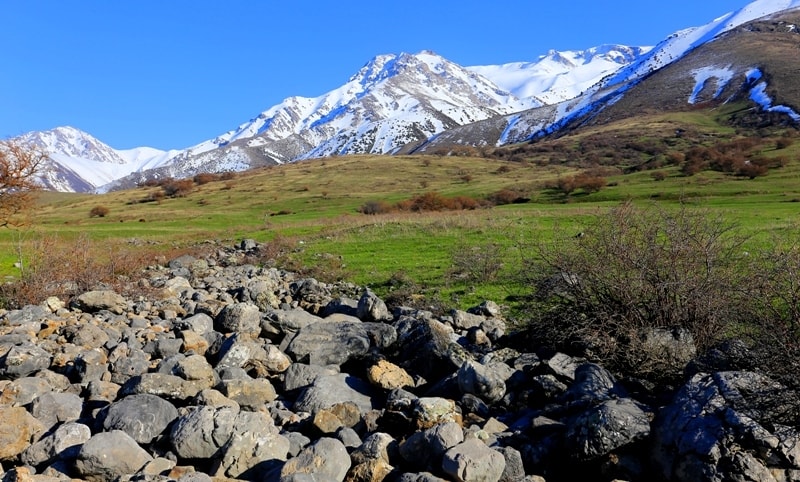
[2,0,751,150]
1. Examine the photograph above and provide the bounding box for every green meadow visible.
[3,112,800,312]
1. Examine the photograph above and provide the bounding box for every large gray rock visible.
[212,411,290,479]
[653,371,800,481]
[73,430,153,482]
[561,363,626,403]
[393,315,465,381]
[357,289,392,323]
[22,422,91,467]
[457,360,506,404]
[294,373,376,415]
[219,377,278,410]
[280,437,351,482]
[265,308,324,335]
[0,376,53,406]
[170,405,239,459]
[215,302,262,337]
[120,372,202,401]
[441,439,506,482]
[30,391,84,430]
[0,344,52,379]
[283,363,339,392]
[286,322,397,366]
[71,290,127,314]
[103,393,180,444]
[564,398,651,460]
[400,422,464,471]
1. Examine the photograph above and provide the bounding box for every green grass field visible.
[4,112,799,312]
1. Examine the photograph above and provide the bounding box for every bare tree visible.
[0,140,47,228]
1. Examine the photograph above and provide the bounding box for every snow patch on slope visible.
[747,68,800,120]
[689,66,735,104]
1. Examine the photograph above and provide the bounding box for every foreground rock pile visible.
[0,240,798,482]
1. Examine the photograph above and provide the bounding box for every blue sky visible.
[2,1,751,150]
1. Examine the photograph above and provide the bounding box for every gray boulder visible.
[265,308,324,335]
[565,398,651,460]
[215,302,262,337]
[441,439,506,482]
[30,391,84,430]
[280,437,351,482]
[283,363,339,392]
[22,422,91,467]
[73,430,153,482]
[212,411,290,479]
[400,421,464,471]
[0,344,52,379]
[652,371,800,481]
[294,373,376,415]
[103,393,180,444]
[170,405,239,459]
[71,290,127,314]
[286,322,396,366]
[357,289,392,323]
[457,360,507,404]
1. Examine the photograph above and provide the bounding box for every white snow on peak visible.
[13,126,180,192]
[604,0,800,88]
[468,45,650,104]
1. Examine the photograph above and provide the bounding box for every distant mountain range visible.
[13,0,800,193]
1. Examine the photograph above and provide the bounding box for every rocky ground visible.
[0,239,798,482]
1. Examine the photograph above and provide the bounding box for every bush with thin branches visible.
[521,202,750,381]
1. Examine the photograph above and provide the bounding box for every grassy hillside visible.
[4,111,800,312]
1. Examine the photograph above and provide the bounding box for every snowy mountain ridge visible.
[13,0,800,193]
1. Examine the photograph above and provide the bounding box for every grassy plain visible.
[3,112,799,312]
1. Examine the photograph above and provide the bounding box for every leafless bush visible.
[447,242,504,285]
[0,235,181,308]
[520,202,750,381]
[89,206,110,218]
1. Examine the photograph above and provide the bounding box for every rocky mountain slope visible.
[413,0,800,153]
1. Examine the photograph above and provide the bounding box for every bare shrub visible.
[89,206,110,218]
[447,242,504,285]
[358,200,393,215]
[162,179,194,197]
[651,171,667,182]
[0,235,181,308]
[193,173,219,185]
[0,140,47,228]
[521,202,750,382]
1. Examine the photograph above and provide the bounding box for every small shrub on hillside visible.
[359,200,394,215]
[447,242,504,285]
[0,235,183,308]
[488,188,528,205]
[193,173,219,185]
[89,206,110,218]
[162,179,194,198]
[651,171,667,181]
[520,202,750,382]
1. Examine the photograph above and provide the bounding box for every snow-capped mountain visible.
[15,127,179,192]
[15,0,800,193]
[98,47,644,191]
[415,0,800,153]
[468,45,648,105]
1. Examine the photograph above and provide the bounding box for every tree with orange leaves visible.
[0,140,47,228]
